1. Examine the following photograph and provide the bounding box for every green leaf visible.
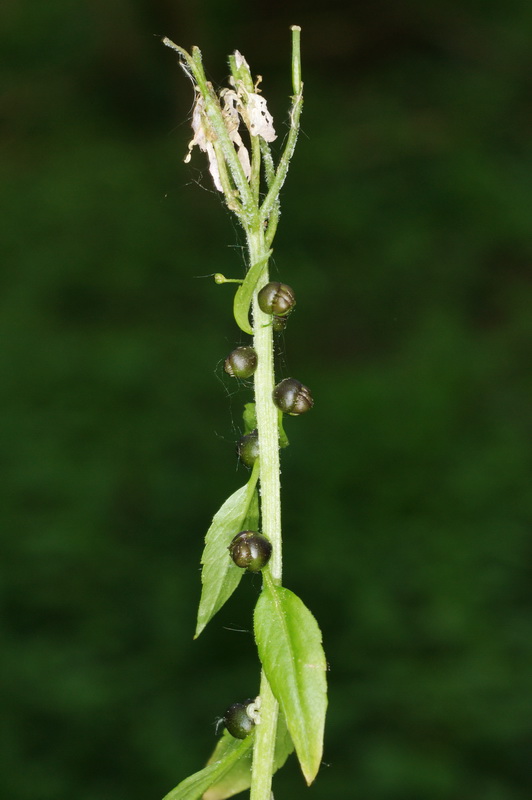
[272,710,295,775]
[243,487,260,532]
[277,409,289,448]
[233,252,272,335]
[203,713,294,800]
[242,402,257,435]
[254,583,327,785]
[195,463,259,638]
[202,731,253,800]
[162,734,253,800]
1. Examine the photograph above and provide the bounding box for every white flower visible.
[221,89,251,179]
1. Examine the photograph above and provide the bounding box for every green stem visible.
[290,25,302,95]
[259,27,303,225]
[247,28,303,795]
[250,676,278,800]
[260,139,280,248]
[248,228,281,800]
[250,240,282,583]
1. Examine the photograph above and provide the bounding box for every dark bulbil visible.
[258,282,296,316]
[237,430,259,467]
[224,346,258,378]
[229,530,272,572]
[223,699,256,739]
[273,378,314,415]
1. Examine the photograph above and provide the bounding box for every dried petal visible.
[205,142,223,191]
[237,143,251,178]
[221,89,251,179]
[183,93,224,191]
[183,51,274,193]
[221,89,240,136]
[247,93,277,141]
[184,93,209,162]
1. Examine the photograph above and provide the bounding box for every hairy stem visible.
[248,28,302,795]
[250,237,282,583]
[248,228,281,800]
[260,26,303,225]
[250,676,278,800]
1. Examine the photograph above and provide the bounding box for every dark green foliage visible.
[229,531,272,572]
[2,2,532,800]
[273,378,314,415]
[223,700,256,739]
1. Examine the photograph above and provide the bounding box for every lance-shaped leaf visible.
[203,711,294,800]
[162,734,253,800]
[254,583,327,785]
[195,464,259,638]
[233,252,272,335]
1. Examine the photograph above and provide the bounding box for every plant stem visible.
[249,235,282,584]
[259,26,303,226]
[250,676,278,800]
[248,228,281,800]
[247,27,302,794]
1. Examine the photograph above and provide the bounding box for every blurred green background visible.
[1,1,531,798]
